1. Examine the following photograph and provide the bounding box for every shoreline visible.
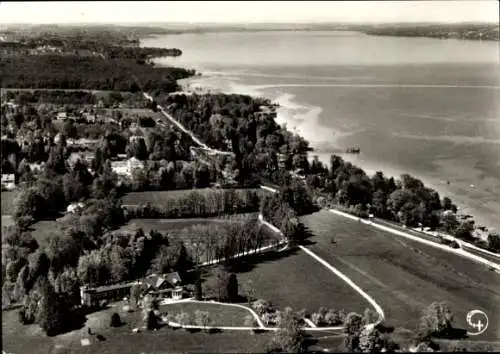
[177,72,499,235]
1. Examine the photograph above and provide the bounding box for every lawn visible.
[116,217,243,235]
[300,211,500,341]
[160,302,250,327]
[2,215,14,229]
[27,220,63,245]
[1,190,17,215]
[201,247,370,316]
[121,188,268,206]
[2,302,272,354]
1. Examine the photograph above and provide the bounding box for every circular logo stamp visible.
[466,310,489,336]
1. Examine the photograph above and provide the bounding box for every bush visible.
[252,299,272,316]
[145,309,158,330]
[194,310,211,331]
[18,308,27,324]
[110,312,121,327]
[175,312,191,327]
[296,308,309,320]
[311,312,322,326]
[325,309,343,326]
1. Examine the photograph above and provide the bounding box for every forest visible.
[159,93,312,186]
[0,55,194,92]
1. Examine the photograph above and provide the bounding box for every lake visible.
[142,31,500,232]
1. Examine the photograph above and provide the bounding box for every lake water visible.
[142,31,500,232]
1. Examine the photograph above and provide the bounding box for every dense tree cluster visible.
[180,215,275,264]
[363,23,499,41]
[203,266,239,302]
[0,55,194,92]
[302,155,477,238]
[123,189,262,219]
[158,93,311,186]
[104,46,182,60]
[268,307,307,353]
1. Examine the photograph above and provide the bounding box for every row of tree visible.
[123,188,263,219]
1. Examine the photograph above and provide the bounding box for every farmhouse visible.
[80,272,184,307]
[141,272,184,300]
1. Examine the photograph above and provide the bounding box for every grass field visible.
[300,211,500,341]
[201,247,370,316]
[160,302,250,327]
[1,301,273,354]
[115,217,244,235]
[1,190,17,215]
[26,220,63,245]
[121,188,268,206]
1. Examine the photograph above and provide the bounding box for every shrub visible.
[145,309,158,330]
[175,312,191,326]
[244,314,257,327]
[311,312,322,326]
[110,312,121,327]
[325,309,343,326]
[18,308,27,324]
[296,308,309,319]
[194,310,211,330]
[252,299,272,316]
[362,308,379,325]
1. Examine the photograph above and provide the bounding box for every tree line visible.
[0,55,194,92]
[122,188,262,219]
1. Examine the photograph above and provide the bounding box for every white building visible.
[111,157,144,177]
[1,174,15,190]
[56,112,67,120]
[66,202,85,214]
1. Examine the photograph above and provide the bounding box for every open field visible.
[121,188,268,206]
[160,302,250,327]
[1,301,273,354]
[300,211,500,341]
[2,215,15,229]
[201,247,370,315]
[1,190,17,215]
[115,217,245,235]
[26,220,63,245]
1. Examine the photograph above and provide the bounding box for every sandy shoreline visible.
[178,74,499,234]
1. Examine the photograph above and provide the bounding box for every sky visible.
[0,1,498,25]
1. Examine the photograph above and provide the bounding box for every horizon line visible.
[1,20,498,26]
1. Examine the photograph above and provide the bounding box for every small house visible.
[56,112,67,120]
[1,174,15,190]
[83,112,97,123]
[66,202,85,214]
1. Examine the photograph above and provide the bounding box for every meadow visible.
[301,211,500,341]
